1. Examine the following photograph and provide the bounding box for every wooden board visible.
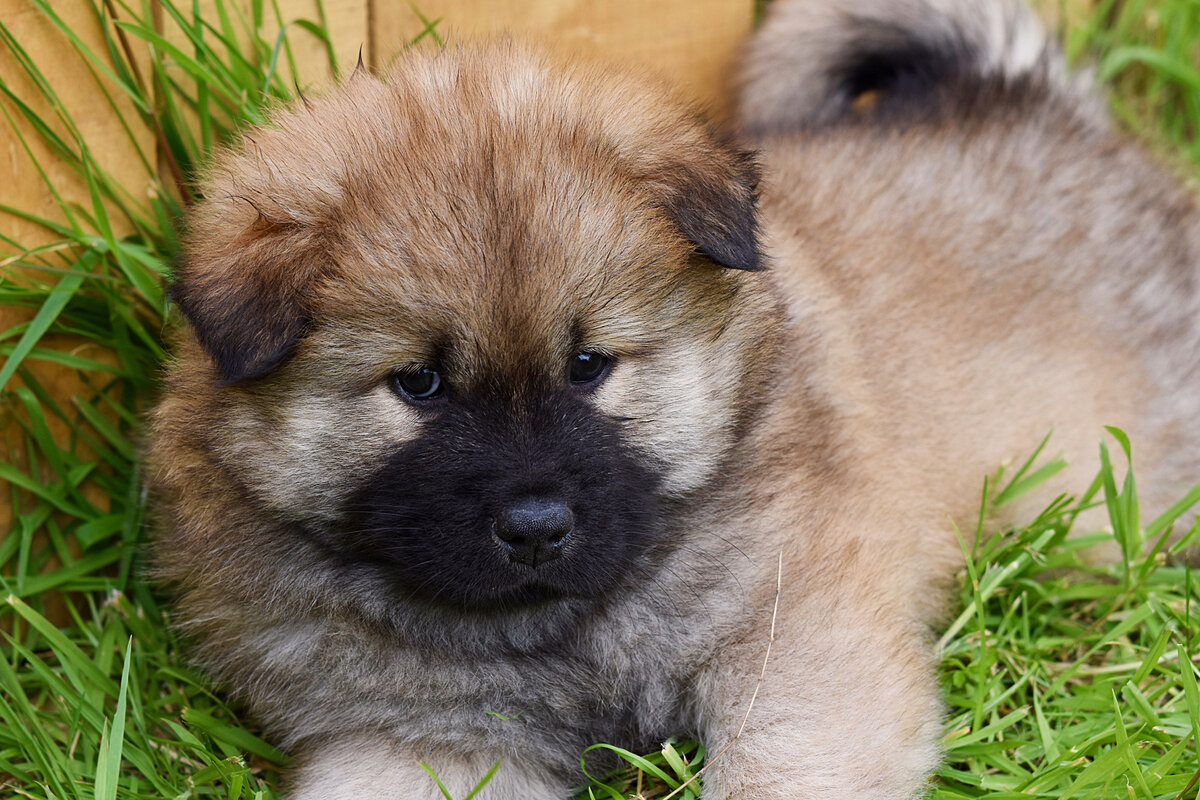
[1,0,369,251]
[370,1,754,111]
[0,1,155,250]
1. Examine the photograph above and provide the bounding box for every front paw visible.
[698,735,939,800]
[288,735,568,800]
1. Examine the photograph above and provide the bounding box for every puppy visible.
[147,0,1200,797]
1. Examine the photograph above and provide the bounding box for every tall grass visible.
[0,1,1198,799]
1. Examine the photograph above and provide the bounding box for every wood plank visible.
[370,0,754,111]
[0,1,154,250]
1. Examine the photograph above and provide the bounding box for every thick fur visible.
[147,3,1200,799]
[737,0,1104,132]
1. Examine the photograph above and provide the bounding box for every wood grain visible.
[370,1,754,111]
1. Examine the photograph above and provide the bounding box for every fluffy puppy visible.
[147,1,1200,798]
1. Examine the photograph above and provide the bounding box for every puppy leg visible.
[288,735,569,800]
[694,572,943,799]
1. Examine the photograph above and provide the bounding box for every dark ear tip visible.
[696,226,765,271]
[214,353,289,385]
[169,271,306,385]
[661,139,764,273]
[203,333,301,386]
[726,245,767,271]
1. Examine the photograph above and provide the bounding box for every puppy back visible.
[737,0,1100,134]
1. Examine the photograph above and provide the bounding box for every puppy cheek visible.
[242,385,424,525]
[591,350,738,497]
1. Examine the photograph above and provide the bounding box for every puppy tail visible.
[737,0,1086,134]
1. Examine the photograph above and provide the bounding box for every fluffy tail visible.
[737,0,1088,134]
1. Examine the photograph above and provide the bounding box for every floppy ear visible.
[654,139,764,272]
[171,209,327,385]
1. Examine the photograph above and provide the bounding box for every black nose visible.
[492,498,574,567]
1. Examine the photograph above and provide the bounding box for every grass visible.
[1057,0,1200,179]
[931,433,1200,799]
[1,1,1199,798]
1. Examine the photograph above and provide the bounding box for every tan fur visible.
[147,5,1200,798]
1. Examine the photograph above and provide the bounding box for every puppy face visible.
[169,42,782,609]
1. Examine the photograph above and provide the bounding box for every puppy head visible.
[172,41,782,609]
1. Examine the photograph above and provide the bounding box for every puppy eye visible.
[568,352,611,386]
[392,367,444,401]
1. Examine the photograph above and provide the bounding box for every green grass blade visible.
[93,638,132,800]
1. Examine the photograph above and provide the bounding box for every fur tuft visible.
[737,0,1089,134]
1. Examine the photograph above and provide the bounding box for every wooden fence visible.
[1,0,752,249]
